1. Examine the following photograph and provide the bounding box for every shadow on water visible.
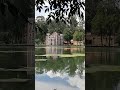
[0,46,34,90]
[86,47,120,90]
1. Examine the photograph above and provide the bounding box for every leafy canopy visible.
[35,0,85,23]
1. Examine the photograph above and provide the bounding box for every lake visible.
[35,46,85,90]
[0,46,34,90]
[86,47,120,90]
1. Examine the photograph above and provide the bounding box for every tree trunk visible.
[109,30,111,47]
[109,35,110,47]
[100,29,103,46]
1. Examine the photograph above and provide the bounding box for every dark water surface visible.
[0,46,34,90]
[86,47,120,90]
[35,46,85,90]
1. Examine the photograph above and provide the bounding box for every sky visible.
[35,1,49,19]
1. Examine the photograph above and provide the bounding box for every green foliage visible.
[35,17,48,44]
[91,0,120,46]
[35,0,85,23]
[91,0,120,35]
[35,15,84,45]
[63,28,73,42]
[47,20,67,34]
[73,30,84,41]
[70,16,78,28]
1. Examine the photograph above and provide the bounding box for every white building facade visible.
[46,32,63,46]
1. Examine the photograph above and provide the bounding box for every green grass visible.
[35,53,85,57]
[35,59,47,61]
[35,45,85,48]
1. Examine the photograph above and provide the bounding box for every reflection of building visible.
[86,33,118,46]
[46,32,63,46]
[46,46,63,59]
[86,47,117,65]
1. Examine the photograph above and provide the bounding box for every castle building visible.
[86,32,118,46]
[46,32,63,46]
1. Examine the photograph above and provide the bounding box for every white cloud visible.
[46,70,68,79]
[67,74,85,90]
[45,69,85,90]
[35,80,79,90]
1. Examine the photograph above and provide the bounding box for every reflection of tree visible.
[86,47,120,90]
[86,72,120,90]
[35,48,46,55]
[77,61,85,79]
[35,56,84,76]
[86,47,120,65]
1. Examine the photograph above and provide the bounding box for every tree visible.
[91,0,120,46]
[69,16,78,34]
[73,31,83,41]
[63,28,72,43]
[35,16,48,44]
[73,30,84,45]
[91,6,106,46]
[35,0,85,23]
[70,16,78,27]
[47,20,67,34]
[35,15,82,45]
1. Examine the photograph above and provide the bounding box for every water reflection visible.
[86,47,120,90]
[0,46,34,90]
[36,46,85,59]
[35,46,85,90]
[46,46,63,59]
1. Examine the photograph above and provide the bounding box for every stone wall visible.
[46,32,63,46]
[86,33,118,46]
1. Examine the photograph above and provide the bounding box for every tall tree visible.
[47,20,67,34]
[35,16,48,44]
[63,28,73,43]
[91,0,120,46]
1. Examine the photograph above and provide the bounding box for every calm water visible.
[0,46,34,90]
[86,47,120,90]
[35,46,85,90]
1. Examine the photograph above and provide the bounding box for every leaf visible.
[82,2,85,6]
[44,6,48,8]
[51,15,55,19]
[45,8,49,13]
[50,5,52,10]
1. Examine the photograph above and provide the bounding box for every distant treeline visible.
[35,16,85,45]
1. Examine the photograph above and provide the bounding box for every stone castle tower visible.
[46,32,63,46]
